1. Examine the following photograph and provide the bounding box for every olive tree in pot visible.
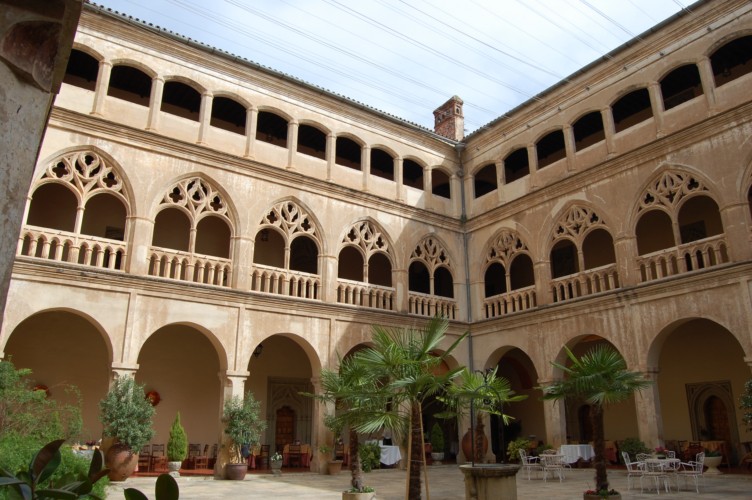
[99,376,155,481]
[166,412,188,477]
[222,391,266,480]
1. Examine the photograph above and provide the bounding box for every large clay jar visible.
[461,427,489,462]
[225,462,248,480]
[105,442,138,482]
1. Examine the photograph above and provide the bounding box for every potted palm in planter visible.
[99,376,155,481]
[540,345,651,499]
[222,391,266,480]
[166,412,188,477]
[429,423,445,464]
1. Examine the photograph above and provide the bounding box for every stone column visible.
[540,386,566,447]
[395,157,404,202]
[719,202,752,262]
[361,145,371,192]
[146,76,164,132]
[562,124,576,172]
[697,56,717,110]
[286,119,298,170]
[526,144,538,190]
[425,166,434,210]
[601,107,616,157]
[110,363,138,384]
[310,376,327,473]
[325,133,335,182]
[320,253,339,303]
[197,91,213,145]
[495,160,505,205]
[393,267,408,313]
[634,367,663,448]
[244,105,258,158]
[648,82,665,137]
[91,60,112,116]
[533,260,552,306]
[450,174,462,217]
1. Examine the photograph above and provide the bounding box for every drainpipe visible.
[455,143,474,371]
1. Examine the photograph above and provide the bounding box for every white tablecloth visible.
[559,444,594,464]
[380,445,401,465]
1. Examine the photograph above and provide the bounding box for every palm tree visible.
[441,367,527,463]
[540,345,651,496]
[308,354,374,492]
[353,316,467,500]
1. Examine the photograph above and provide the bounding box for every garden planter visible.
[584,495,621,500]
[104,443,138,482]
[704,455,722,474]
[225,463,248,480]
[431,452,444,464]
[460,464,519,500]
[271,459,283,475]
[327,460,343,474]
[342,492,375,500]
[167,461,182,477]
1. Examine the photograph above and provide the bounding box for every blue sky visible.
[90,0,689,132]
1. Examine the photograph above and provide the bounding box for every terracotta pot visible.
[104,443,138,482]
[225,462,247,480]
[327,460,343,474]
[461,427,488,462]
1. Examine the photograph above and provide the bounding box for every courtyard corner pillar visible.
[126,216,155,276]
[216,371,250,478]
[450,174,462,218]
[634,367,664,448]
[540,383,565,448]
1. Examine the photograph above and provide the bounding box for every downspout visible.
[455,143,474,371]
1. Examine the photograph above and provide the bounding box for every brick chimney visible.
[433,96,464,141]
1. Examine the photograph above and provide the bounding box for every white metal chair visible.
[518,449,542,480]
[677,451,704,493]
[541,453,566,482]
[622,451,644,491]
[641,459,672,494]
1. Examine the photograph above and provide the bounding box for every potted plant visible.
[343,485,375,500]
[506,437,531,463]
[321,414,345,474]
[703,448,723,474]
[166,412,188,477]
[540,345,651,499]
[222,391,266,480]
[270,451,283,475]
[99,376,155,481]
[429,423,445,464]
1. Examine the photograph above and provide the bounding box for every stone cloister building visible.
[2,0,752,474]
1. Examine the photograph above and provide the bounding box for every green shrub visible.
[167,412,188,462]
[619,437,649,462]
[506,437,530,463]
[359,442,381,472]
[429,423,444,453]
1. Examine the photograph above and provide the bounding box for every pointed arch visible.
[257,197,323,254]
[157,175,235,231]
[339,218,394,264]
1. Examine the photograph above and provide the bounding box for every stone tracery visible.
[411,236,452,272]
[259,200,318,241]
[342,220,390,258]
[41,150,126,201]
[638,171,708,212]
[486,229,529,266]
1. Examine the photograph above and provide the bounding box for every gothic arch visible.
[338,218,394,265]
[137,320,229,372]
[256,197,324,254]
[153,174,237,232]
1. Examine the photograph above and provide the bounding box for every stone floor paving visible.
[107,465,752,499]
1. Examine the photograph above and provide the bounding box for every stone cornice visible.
[48,107,463,233]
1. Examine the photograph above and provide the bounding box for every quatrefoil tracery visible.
[342,220,389,258]
[161,177,228,219]
[42,151,125,199]
[486,230,528,265]
[411,237,452,272]
[639,171,707,212]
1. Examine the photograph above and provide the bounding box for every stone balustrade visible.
[336,279,394,310]
[483,286,536,319]
[551,263,620,303]
[251,264,320,299]
[408,291,457,319]
[637,234,729,283]
[18,226,126,271]
[148,247,231,287]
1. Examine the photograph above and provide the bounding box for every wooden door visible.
[275,406,295,452]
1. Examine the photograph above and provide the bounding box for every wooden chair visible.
[257,444,270,469]
[137,444,151,473]
[209,443,218,469]
[194,444,209,470]
[187,443,201,469]
[151,444,166,472]
[287,444,303,467]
